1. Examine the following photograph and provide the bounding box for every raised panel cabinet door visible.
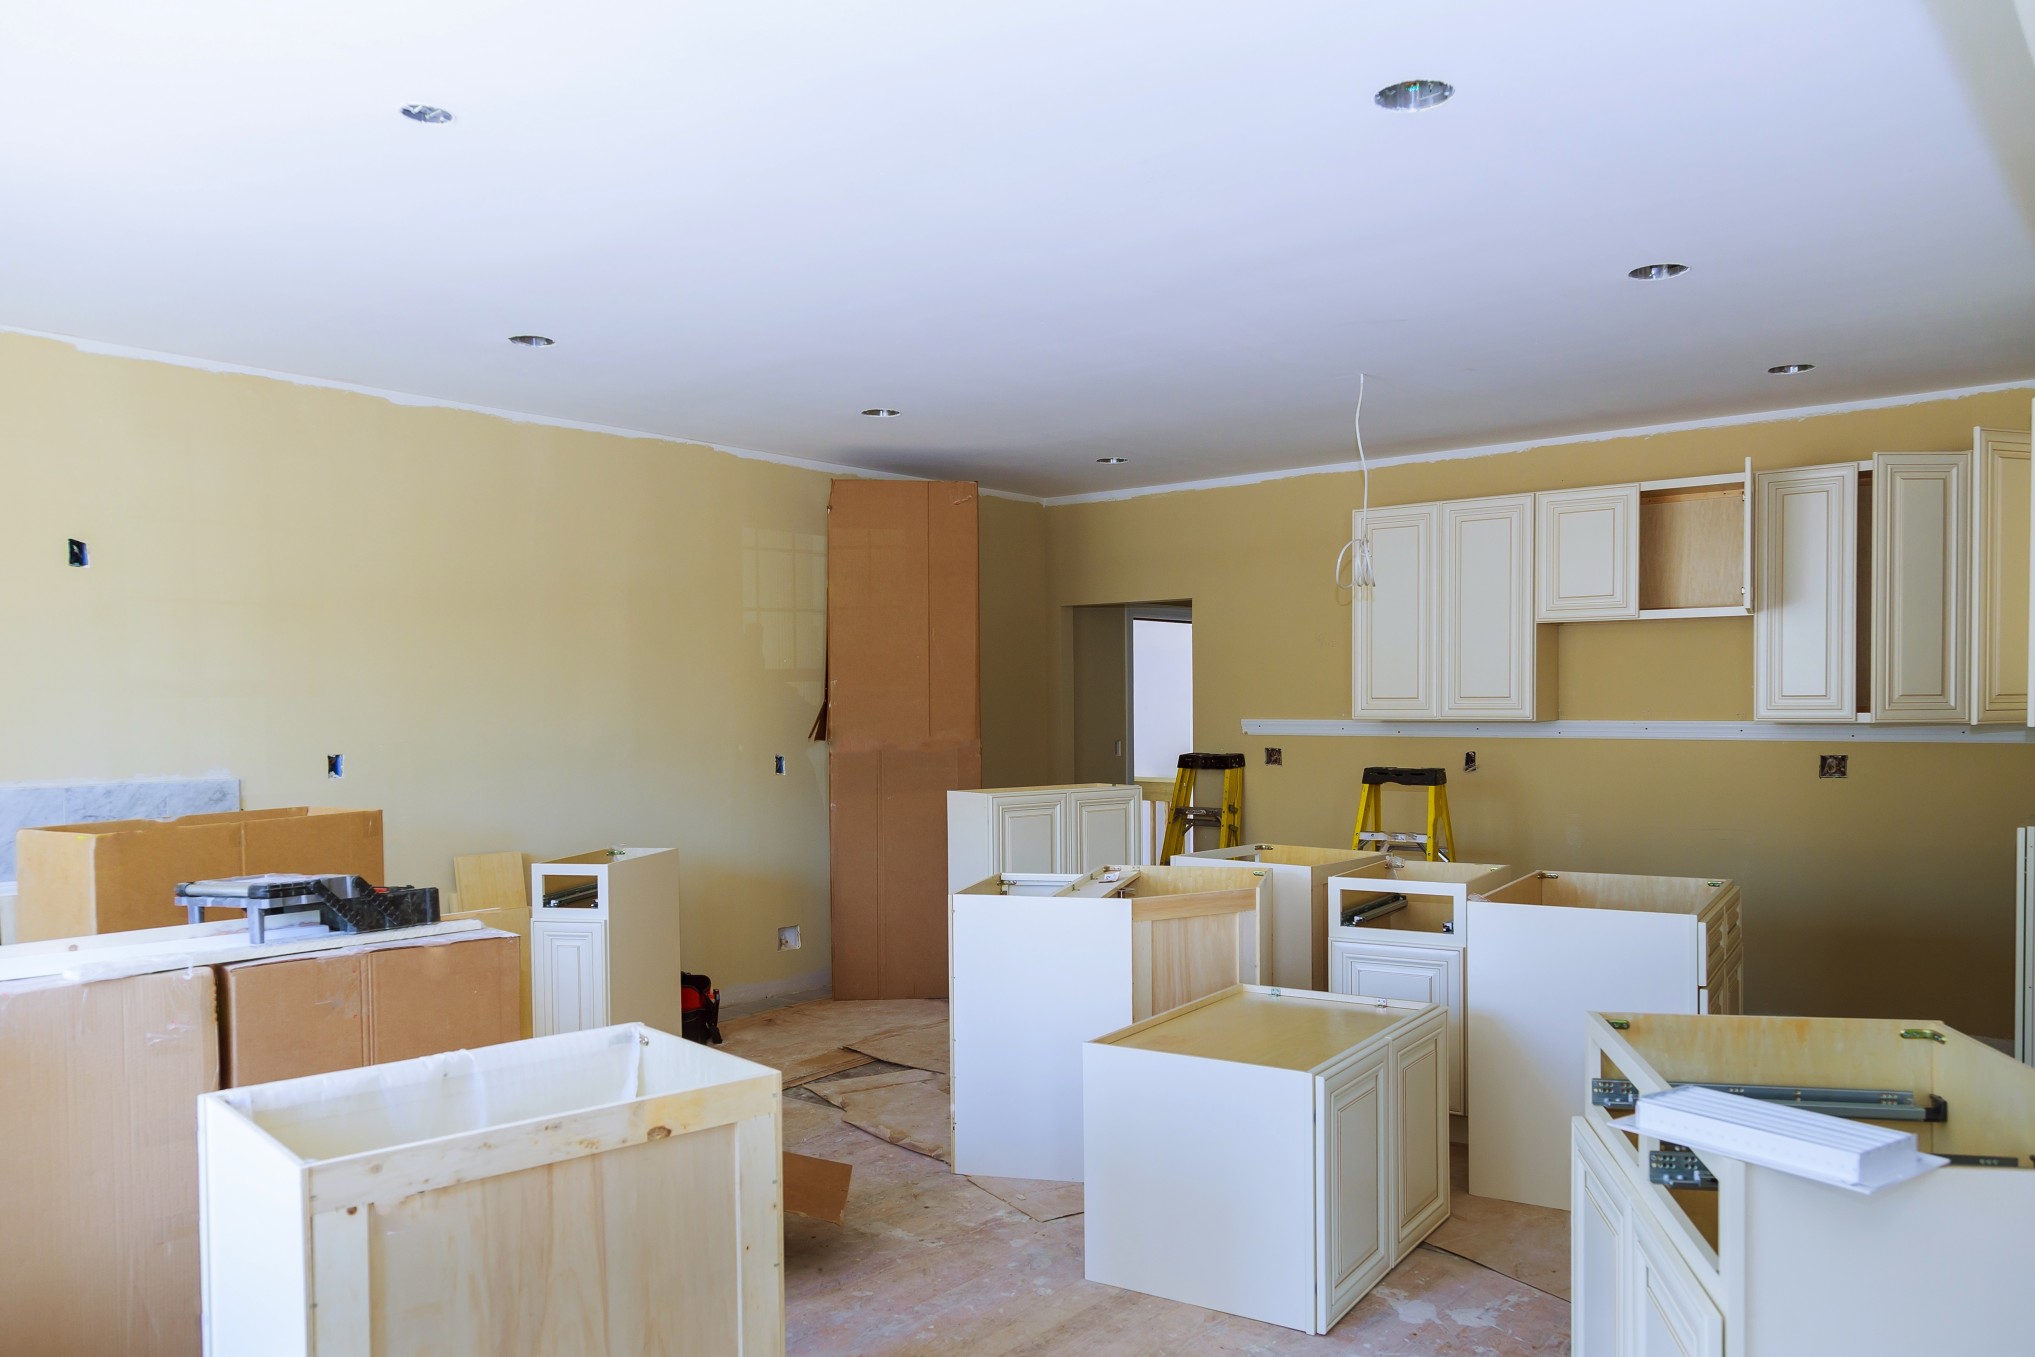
[1537,485,1641,621]
[1391,1020,1450,1258]
[1571,1120,1630,1357]
[1972,428,2030,724]
[1330,941,1465,1115]
[532,919,607,1037]
[1352,505,1439,717]
[1754,464,1858,720]
[1068,790,1137,874]
[1627,1209,1723,1357]
[992,795,1066,875]
[1440,495,1539,718]
[1318,1047,1391,1330]
[1873,451,1971,722]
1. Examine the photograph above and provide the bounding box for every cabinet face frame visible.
[1537,484,1641,621]
[1352,505,1440,717]
[1971,427,2031,725]
[1871,451,1971,722]
[1754,463,1859,721]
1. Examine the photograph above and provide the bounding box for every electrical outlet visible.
[777,925,801,950]
[1463,750,1478,773]
[1264,747,1282,766]
[67,539,89,567]
[773,754,786,775]
[1819,754,1847,779]
[326,754,344,778]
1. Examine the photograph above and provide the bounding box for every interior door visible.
[1754,463,1858,720]
[1873,451,1971,722]
[1440,494,1538,718]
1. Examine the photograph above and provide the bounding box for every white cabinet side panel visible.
[953,899,1132,1181]
[200,1098,312,1357]
[1466,904,1701,1209]
[1872,451,1970,722]
[947,794,996,892]
[1353,506,1438,717]
[1084,1045,1316,1331]
[1755,465,1858,720]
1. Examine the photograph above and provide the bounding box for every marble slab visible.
[0,776,240,882]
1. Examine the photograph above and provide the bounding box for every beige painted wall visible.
[1035,388,2035,1037]
[1,334,836,993]
[978,495,1053,787]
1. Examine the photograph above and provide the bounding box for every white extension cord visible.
[1335,373,1377,593]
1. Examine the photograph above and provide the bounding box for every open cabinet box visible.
[1173,843,1383,989]
[1536,462,1752,622]
[1575,1012,2035,1356]
[949,864,1263,1181]
[199,1023,784,1357]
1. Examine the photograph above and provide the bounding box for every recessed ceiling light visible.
[507,334,554,347]
[1375,80,1454,112]
[1096,457,1128,465]
[400,104,454,124]
[1768,363,1815,375]
[1627,263,1689,281]
[861,408,900,417]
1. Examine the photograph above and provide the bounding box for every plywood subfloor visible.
[719,998,948,1087]
[781,1002,1569,1355]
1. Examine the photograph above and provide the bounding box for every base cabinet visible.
[1330,938,1464,1116]
[1572,1120,1722,1357]
[531,919,606,1036]
[529,846,682,1037]
[1084,987,1448,1334]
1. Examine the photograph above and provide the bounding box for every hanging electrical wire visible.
[1334,373,1377,594]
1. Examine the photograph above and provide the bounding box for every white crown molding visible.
[0,323,915,484]
[1242,718,2035,744]
[1042,378,2035,507]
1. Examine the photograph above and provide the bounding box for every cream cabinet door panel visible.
[1331,941,1464,1115]
[1069,790,1137,873]
[1352,506,1439,717]
[532,918,607,1037]
[1873,451,1970,722]
[1755,464,1858,720]
[994,796,1066,875]
[1319,1048,1392,1326]
[1440,495,1538,718]
[1571,1120,1628,1357]
[1973,428,2030,724]
[1628,1208,1723,1357]
[1391,1024,1450,1257]
[1538,485,1640,621]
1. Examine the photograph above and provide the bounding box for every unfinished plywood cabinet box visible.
[1352,493,1554,720]
[1537,464,1754,622]
[945,783,1141,891]
[1083,986,1448,1334]
[1467,871,1741,1210]
[1327,857,1517,1115]
[529,845,681,1037]
[949,864,1262,1181]
[199,1023,783,1357]
[1574,1012,2035,1355]
[1174,843,1382,990]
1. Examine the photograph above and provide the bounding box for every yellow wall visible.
[1,333,836,993]
[1037,388,2035,1037]
[978,495,1053,787]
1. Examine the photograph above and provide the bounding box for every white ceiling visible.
[5,2,2035,499]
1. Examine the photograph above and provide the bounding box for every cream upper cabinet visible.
[1536,485,1640,621]
[1440,494,1547,719]
[1872,451,1971,723]
[1972,426,2030,724]
[1351,505,1439,717]
[1754,463,1858,721]
[947,785,1142,890]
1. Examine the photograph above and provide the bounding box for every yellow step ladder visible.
[1159,753,1245,862]
[1352,766,1455,861]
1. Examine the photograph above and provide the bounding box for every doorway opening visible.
[1069,602,1192,786]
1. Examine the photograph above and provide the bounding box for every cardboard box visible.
[0,967,218,1357]
[825,480,981,999]
[218,931,520,1086]
[15,807,384,941]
